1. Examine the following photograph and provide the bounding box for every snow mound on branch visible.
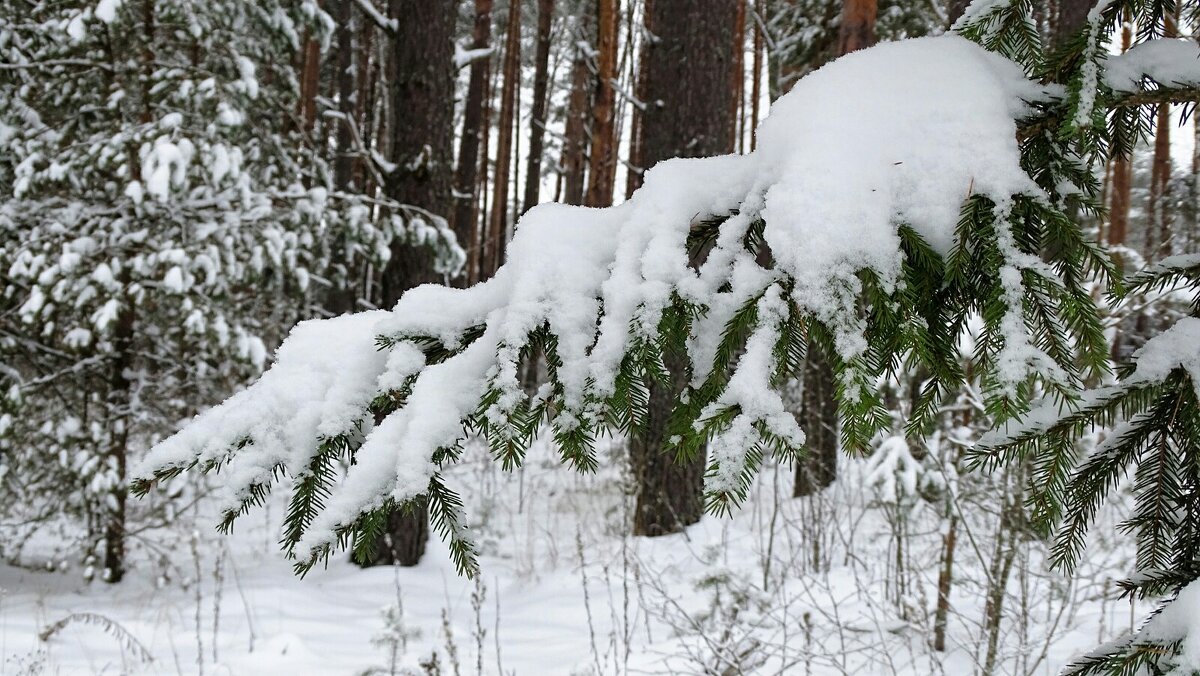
[758,35,1042,356]
[138,311,391,512]
[1127,316,1200,399]
[1105,39,1200,92]
[1140,578,1200,672]
[141,35,1051,558]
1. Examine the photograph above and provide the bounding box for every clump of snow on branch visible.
[140,35,1057,560]
[1104,39,1200,93]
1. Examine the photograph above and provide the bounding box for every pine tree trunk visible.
[484,3,520,279]
[624,0,652,198]
[1053,0,1097,48]
[836,0,876,56]
[1108,24,1133,249]
[562,7,594,206]
[750,0,762,151]
[1146,12,1176,261]
[363,0,456,568]
[522,0,555,216]
[793,349,838,496]
[584,0,619,207]
[728,0,745,153]
[298,27,321,133]
[452,0,493,272]
[102,285,134,584]
[630,0,739,538]
[933,513,958,651]
[325,0,361,315]
[946,0,972,27]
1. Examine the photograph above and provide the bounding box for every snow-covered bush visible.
[0,0,457,580]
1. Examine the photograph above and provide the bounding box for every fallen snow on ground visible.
[4,435,1141,675]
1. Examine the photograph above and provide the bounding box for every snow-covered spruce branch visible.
[135,22,1200,583]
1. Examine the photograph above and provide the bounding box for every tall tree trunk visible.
[933,513,958,651]
[325,0,361,315]
[625,0,652,198]
[1053,0,1097,48]
[836,0,876,56]
[363,0,456,568]
[298,25,321,133]
[750,0,762,151]
[102,283,135,584]
[562,7,595,206]
[728,0,745,153]
[522,0,556,216]
[584,0,619,207]
[794,348,839,496]
[795,0,878,498]
[484,3,521,279]
[1108,24,1133,249]
[1147,11,1177,261]
[452,0,494,279]
[946,0,972,27]
[630,0,739,538]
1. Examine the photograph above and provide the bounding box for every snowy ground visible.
[1,436,1140,675]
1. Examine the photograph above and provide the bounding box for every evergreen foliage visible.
[0,0,458,575]
[126,0,1200,669]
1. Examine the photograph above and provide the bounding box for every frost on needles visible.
[135,33,1110,575]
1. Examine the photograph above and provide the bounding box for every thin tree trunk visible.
[625,0,652,198]
[453,0,494,280]
[729,0,745,153]
[522,0,556,216]
[836,0,876,56]
[562,8,594,206]
[102,281,134,583]
[1147,11,1177,261]
[794,349,838,496]
[750,0,762,151]
[363,0,457,568]
[324,0,361,315]
[933,513,958,651]
[630,0,739,537]
[584,0,619,207]
[298,26,321,133]
[484,3,520,278]
[1108,24,1133,249]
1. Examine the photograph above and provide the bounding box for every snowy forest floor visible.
[2,436,1140,675]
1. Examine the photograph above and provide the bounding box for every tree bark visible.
[946,0,972,27]
[793,349,839,496]
[933,514,958,651]
[836,0,876,56]
[630,0,739,537]
[1053,0,1097,48]
[1108,24,1132,248]
[584,0,619,207]
[624,0,652,198]
[728,0,745,153]
[1146,11,1177,261]
[363,0,456,568]
[452,0,494,279]
[562,7,594,205]
[101,285,134,583]
[750,0,762,151]
[522,0,556,216]
[324,0,362,315]
[483,2,521,279]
